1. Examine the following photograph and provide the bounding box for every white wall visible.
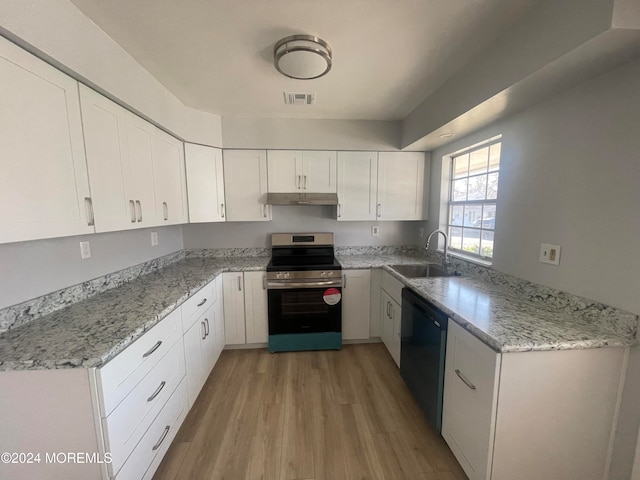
[183,206,425,249]
[429,57,640,479]
[0,226,183,309]
[0,0,222,146]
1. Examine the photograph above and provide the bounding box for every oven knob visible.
[328,271,334,277]
[276,272,282,279]
[321,271,326,277]
[284,272,290,279]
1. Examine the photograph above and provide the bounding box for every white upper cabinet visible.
[184,144,226,223]
[223,150,270,222]
[80,85,157,232]
[153,130,188,225]
[377,151,427,221]
[267,150,337,193]
[337,151,378,221]
[0,36,94,244]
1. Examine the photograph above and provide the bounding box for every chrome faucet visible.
[425,229,449,269]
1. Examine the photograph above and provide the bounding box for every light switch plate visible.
[539,243,561,265]
[151,231,158,246]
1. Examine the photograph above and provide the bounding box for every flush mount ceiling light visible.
[274,34,332,80]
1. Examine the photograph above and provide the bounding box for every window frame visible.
[446,138,501,262]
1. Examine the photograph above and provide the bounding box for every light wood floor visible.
[153,343,468,480]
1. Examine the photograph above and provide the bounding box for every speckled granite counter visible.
[338,253,638,353]
[0,256,269,371]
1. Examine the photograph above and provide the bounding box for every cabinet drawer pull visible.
[262,275,267,290]
[455,369,477,390]
[205,318,210,337]
[343,274,347,288]
[152,426,170,451]
[304,174,308,189]
[201,321,207,340]
[85,197,95,226]
[220,203,225,218]
[135,200,142,222]
[130,200,136,223]
[338,203,341,218]
[142,340,162,358]
[297,175,301,189]
[238,275,242,291]
[197,298,208,307]
[147,381,166,402]
[163,201,168,221]
[376,203,381,218]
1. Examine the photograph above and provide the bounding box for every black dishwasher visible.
[400,288,448,433]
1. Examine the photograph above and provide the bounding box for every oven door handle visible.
[267,280,342,289]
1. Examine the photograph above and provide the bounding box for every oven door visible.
[268,279,342,335]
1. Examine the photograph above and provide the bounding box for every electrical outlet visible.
[539,243,561,265]
[372,225,380,237]
[151,231,158,246]
[80,241,91,260]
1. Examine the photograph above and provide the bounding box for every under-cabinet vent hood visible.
[266,193,339,206]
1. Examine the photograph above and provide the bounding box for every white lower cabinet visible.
[380,270,403,366]
[443,319,627,480]
[342,269,371,340]
[223,271,268,345]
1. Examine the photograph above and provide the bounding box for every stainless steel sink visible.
[389,263,453,278]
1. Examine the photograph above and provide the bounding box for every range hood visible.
[266,192,339,206]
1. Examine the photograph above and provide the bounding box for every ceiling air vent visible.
[283,92,316,105]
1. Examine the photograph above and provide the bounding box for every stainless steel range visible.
[267,233,342,353]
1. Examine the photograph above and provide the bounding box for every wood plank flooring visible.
[153,343,468,480]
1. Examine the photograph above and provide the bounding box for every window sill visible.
[446,250,493,268]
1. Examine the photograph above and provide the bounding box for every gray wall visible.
[182,205,425,249]
[0,226,184,309]
[428,57,640,479]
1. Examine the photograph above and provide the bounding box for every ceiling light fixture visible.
[274,34,332,80]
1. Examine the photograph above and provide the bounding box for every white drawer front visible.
[381,270,403,304]
[115,379,189,480]
[104,339,186,475]
[181,279,216,331]
[99,308,182,415]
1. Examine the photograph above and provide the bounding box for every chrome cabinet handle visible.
[304,175,307,189]
[136,200,142,222]
[343,274,347,289]
[152,426,170,451]
[262,275,267,290]
[220,203,225,218]
[201,321,207,340]
[205,318,210,337]
[147,381,166,402]
[390,303,394,318]
[197,298,207,307]
[238,275,242,291]
[129,200,136,223]
[455,369,477,390]
[263,204,267,218]
[163,202,168,221]
[84,197,95,226]
[142,340,162,358]
[297,175,301,190]
[376,203,381,218]
[338,203,341,218]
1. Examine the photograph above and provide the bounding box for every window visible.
[447,139,501,260]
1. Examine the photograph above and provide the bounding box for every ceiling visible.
[69,0,540,121]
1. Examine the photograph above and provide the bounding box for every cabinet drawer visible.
[98,308,182,415]
[104,339,185,475]
[381,270,403,304]
[181,279,216,331]
[115,379,189,480]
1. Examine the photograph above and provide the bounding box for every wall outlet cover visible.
[151,231,158,246]
[539,243,561,265]
[372,225,380,237]
[80,241,91,260]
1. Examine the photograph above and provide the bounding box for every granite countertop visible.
[338,254,637,353]
[0,256,269,371]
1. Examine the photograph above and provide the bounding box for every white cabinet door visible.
[442,320,500,480]
[267,150,302,192]
[337,151,378,221]
[0,37,94,244]
[223,272,246,345]
[184,144,226,222]
[244,271,268,344]
[380,290,401,367]
[213,275,225,360]
[153,129,187,225]
[302,151,337,193]
[377,152,426,220]
[183,316,206,407]
[123,112,158,228]
[342,270,371,340]
[199,303,219,380]
[223,150,270,221]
